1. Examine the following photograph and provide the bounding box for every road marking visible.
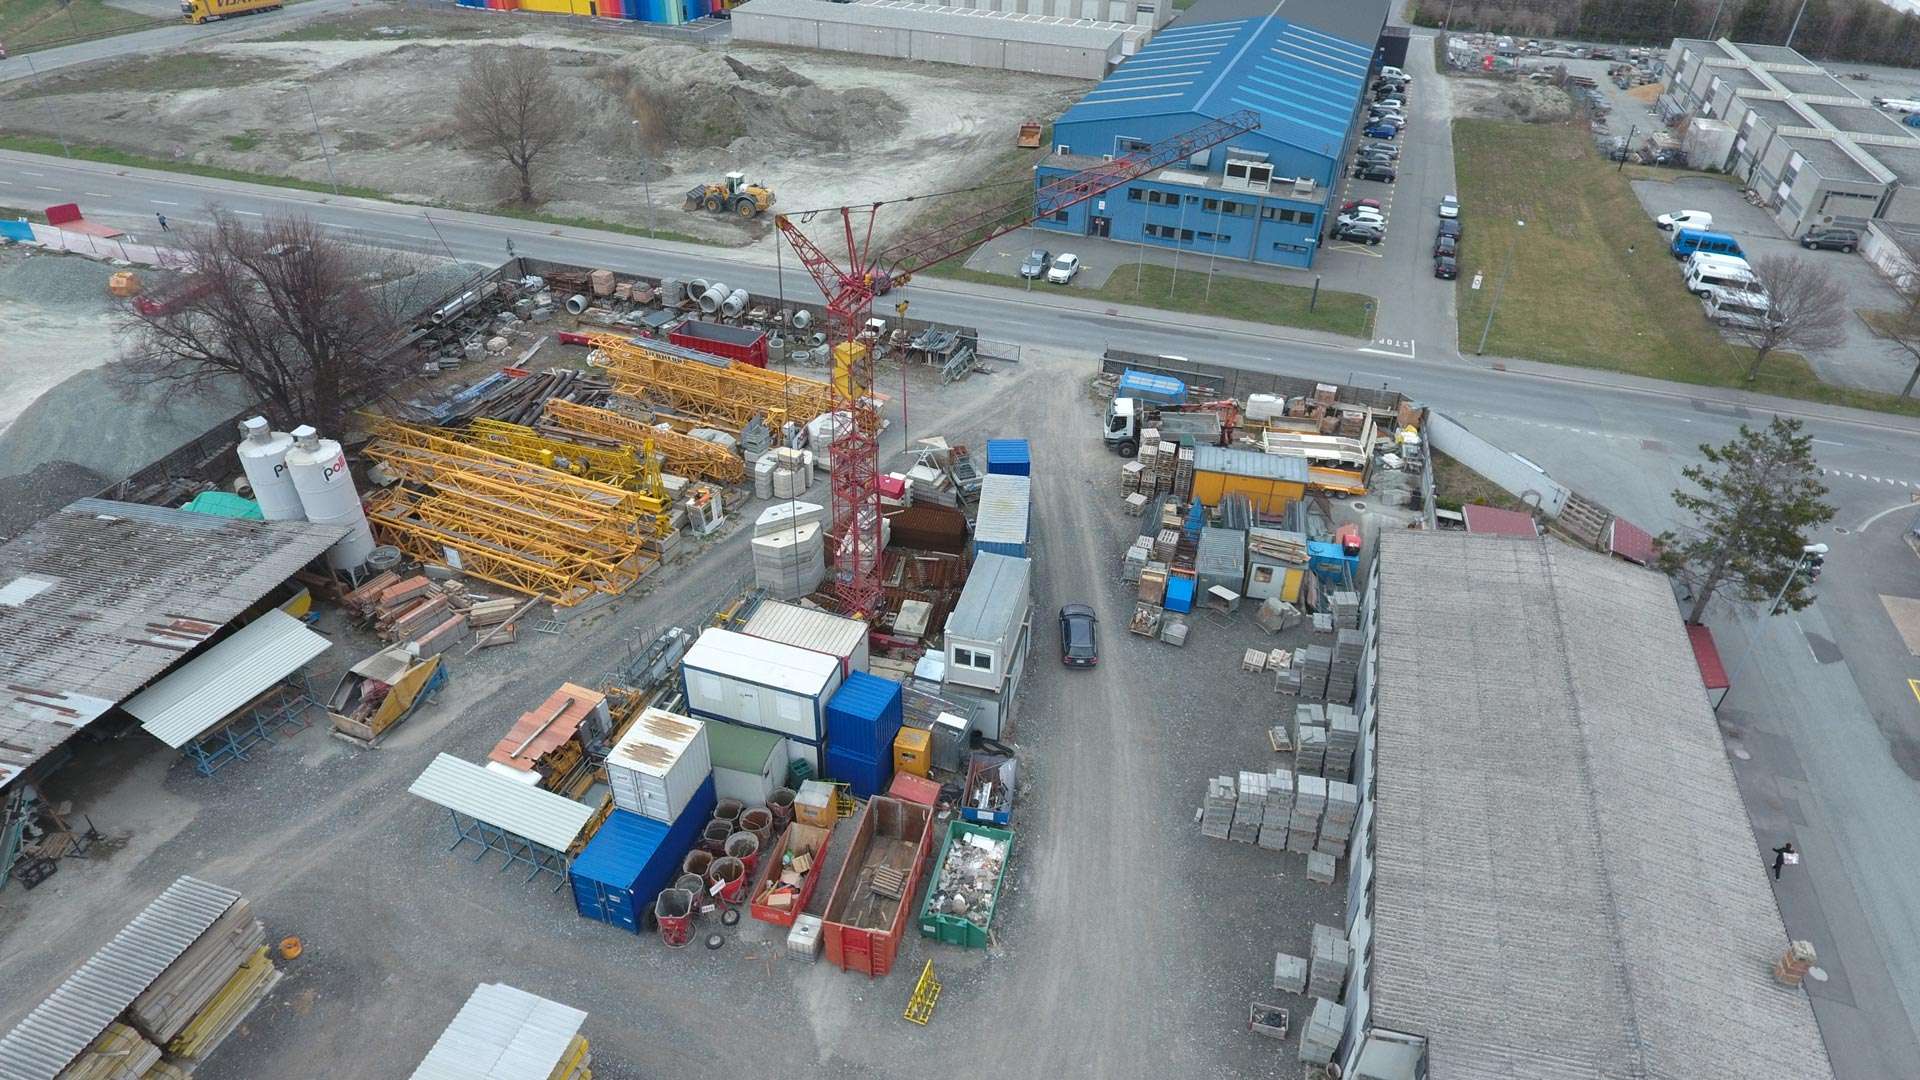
[1813,438,1847,446]
[150,199,179,206]
[21,171,43,177]
[232,209,262,216]
[1910,679,1920,706]
[0,180,10,186]
[1357,346,1414,360]
[1820,468,1920,489]
[84,192,112,198]
[1857,502,1918,532]
[34,187,58,192]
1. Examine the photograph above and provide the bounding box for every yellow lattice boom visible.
[366,487,647,605]
[540,398,746,485]
[591,334,835,429]
[463,418,649,488]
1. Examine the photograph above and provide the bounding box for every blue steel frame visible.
[443,810,572,891]
[180,678,316,777]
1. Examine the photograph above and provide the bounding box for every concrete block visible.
[1273,952,1307,994]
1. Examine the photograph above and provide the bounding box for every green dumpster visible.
[916,819,1014,949]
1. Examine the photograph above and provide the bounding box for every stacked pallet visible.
[1122,540,1149,582]
[1174,446,1195,498]
[1230,771,1267,843]
[1154,440,1177,490]
[1331,590,1360,629]
[1288,775,1326,854]
[1201,776,1236,840]
[1310,612,1334,634]
[1320,780,1359,858]
[1272,952,1307,995]
[1308,923,1351,1000]
[1151,528,1180,563]
[1301,997,1349,1066]
[1326,706,1360,783]
[1121,460,1147,493]
[58,1023,162,1079]
[1257,769,1294,851]
[1329,629,1363,705]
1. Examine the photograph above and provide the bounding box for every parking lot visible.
[1627,175,1918,393]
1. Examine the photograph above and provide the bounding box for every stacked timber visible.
[56,1023,161,1080]
[129,897,279,1069]
[1248,529,1309,563]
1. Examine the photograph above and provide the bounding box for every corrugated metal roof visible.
[409,983,586,1080]
[741,600,869,661]
[682,627,840,696]
[1368,531,1833,1080]
[408,754,595,853]
[1192,445,1309,482]
[121,610,332,749]
[0,876,239,1080]
[827,671,903,726]
[705,718,783,773]
[0,498,347,785]
[946,553,1031,645]
[974,474,1032,546]
[1195,526,1245,576]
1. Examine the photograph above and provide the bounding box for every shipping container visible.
[707,719,787,805]
[749,822,833,927]
[669,320,769,368]
[917,820,1014,949]
[825,743,892,800]
[681,627,845,745]
[984,439,1031,477]
[569,777,717,932]
[822,797,935,976]
[606,707,712,823]
[742,599,871,676]
[944,553,1031,693]
[826,672,903,763]
[1191,446,1308,515]
[972,474,1032,560]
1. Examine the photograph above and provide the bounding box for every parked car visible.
[1437,218,1461,241]
[1339,210,1386,229]
[1341,198,1383,213]
[1018,249,1051,279]
[1059,604,1098,668]
[1354,150,1396,166]
[1373,98,1405,111]
[1046,253,1081,284]
[1363,123,1400,140]
[1434,234,1458,258]
[1333,221,1385,244]
[1439,195,1460,219]
[1370,111,1409,126]
[1656,210,1714,232]
[1361,141,1400,158]
[1542,46,1574,57]
[1434,254,1458,279]
[1379,65,1409,82]
[1800,227,1860,252]
[1352,163,1398,183]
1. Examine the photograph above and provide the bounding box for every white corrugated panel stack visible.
[606,707,712,823]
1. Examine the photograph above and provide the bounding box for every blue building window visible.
[1145,224,1196,243]
[1201,198,1250,217]
[1052,210,1069,223]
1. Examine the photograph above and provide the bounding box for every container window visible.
[953,647,976,668]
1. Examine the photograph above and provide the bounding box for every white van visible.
[1686,254,1761,297]
[1702,290,1776,329]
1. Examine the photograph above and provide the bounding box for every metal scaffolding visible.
[439,809,572,891]
[179,681,314,777]
[540,398,747,485]
[591,334,836,430]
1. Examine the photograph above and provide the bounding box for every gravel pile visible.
[0,254,120,311]
[0,459,107,540]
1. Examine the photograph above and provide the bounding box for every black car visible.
[1800,227,1860,252]
[1352,163,1397,183]
[1334,221,1385,244]
[1059,604,1098,667]
[1437,218,1462,240]
[1433,234,1458,258]
[1434,254,1458,279]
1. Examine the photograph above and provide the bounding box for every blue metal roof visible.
[1059,3,1375,160]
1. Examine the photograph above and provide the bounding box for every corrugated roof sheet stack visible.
[1200,776,1236,840]
[1231,770,1267,843]
[1329,628,1362,704]
[1288,774,1326,855]
[1294,705,1327,775]
[1301,997,1348,1067]
[1257,768,1294,851]
[1325,705,1360,783]
[128,896,278,1071]
[1319,780,1358,859]
[55,1023,161,1079]
[1296,644,1331,702]
[409,982,589,1080]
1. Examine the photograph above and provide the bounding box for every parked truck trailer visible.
[181,0,282,24]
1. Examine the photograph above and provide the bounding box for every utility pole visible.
[1169,195,1189,299]
[1618,123,1637,172]
[630,120,655,238]
[1476,219,1524,355]
[1205,202,1225,304]
[1706,0,1727,39]
[1785,0,1810,49]
[302,86,340,196]
[23,57,72,158]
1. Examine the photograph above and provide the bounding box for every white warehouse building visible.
[731,0,1154,80]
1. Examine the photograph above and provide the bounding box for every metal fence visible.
[1097,349,1411,412]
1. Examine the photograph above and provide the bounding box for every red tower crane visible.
[775,109,1260,618]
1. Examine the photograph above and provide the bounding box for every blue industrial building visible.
[1035,0,1394,268]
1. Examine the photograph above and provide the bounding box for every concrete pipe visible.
[698,282,729,314]
[791,308,813,331]
[768,334,785,351]
[811,345,832,365]
[565,293,589,315]
[789,348,812,365]
[687,277,709,298]
[810,332,828,348]
[722,288,750,318]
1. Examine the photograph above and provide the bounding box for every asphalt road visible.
[0,0,362,84]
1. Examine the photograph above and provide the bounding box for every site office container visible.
[749,822,833,928]
[669,320,769,368]
[917,820,1015,949]
[821,797,935,976]
[984,439,1032,476]
[742,599,871,677]
[605,707,711,823]
[569,777,718,932]
[944,553,1032,693]
[972,474,1032,560]
[682,627,845,771]
[707,719,788,805]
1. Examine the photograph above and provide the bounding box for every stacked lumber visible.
[56,1023,160,1080]
[129,901,268,1047]
[344,570,404,620]
[165,948,279,1063]
[1247,528,1308,563]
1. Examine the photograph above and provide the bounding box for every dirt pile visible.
[0,460,107,539]
[606,45,901,159]
[0,254,119,310]
[1450,78,1573,123]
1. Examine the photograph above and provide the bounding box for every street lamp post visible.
[1768,543,1828,615]
[630,120,655,238]
[1475,218,1524,355]
[302,86,340,196]
[23,56,72,158]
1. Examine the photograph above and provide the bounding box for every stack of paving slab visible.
[1257,768,1295,851]
[1296,644,1331,702]
[1310,612,1334,634]
[1309,923,1351,1000]
[1319,780,1359,859]
[1201,776,1236,840]
[751,520,826,600]
[1272,952,1308,994]
[1288,774,1326,854]
[1294,705,1327,775]
[1300,997,1349,1066]
[1231,770,1268,843]
[1123,539,1149,583]
[1325,705,1360,783]
[1329,628,1363,704]
[1330,590,1360,630]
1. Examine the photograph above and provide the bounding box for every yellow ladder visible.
[903,960,941,1025]
[831,783,858,819]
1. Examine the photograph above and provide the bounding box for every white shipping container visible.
[681,627,844,744]
[606,707,713,823]
[742,599,872,676]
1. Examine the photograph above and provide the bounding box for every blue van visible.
[1671,228,1743,260]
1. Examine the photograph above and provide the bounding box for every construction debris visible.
[926,828,1008,930]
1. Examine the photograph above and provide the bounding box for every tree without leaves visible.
[1657,417,1834,626]
[1874,272,1920,397]
[454,46,579,208]
[1725,254,1848,385]
[116,211,413,437]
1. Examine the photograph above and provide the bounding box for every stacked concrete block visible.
[1311,612,1335,634]
[1231,770,1268,843]
[1325,705,1360,783]
[1296,724,1327,776]
[1257,769,1295,850]
[1329,628,1363,704]
[1300,997,1349,1066]
[1273,952,1308,994]
[1316,779,1358,858]
[1306,850,1337,883]
[1122,540,1149,583]
[1309,924,1351,1000]
[1297,645,1331,702]
[1330,590,1360,630]
[1288,774,1326,854]
[1201,776,1236,840]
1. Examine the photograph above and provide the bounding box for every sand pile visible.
[606,46,901,158]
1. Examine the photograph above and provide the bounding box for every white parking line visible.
[34,187,58,192]
[150,199,179,206]
[232,209,263,216]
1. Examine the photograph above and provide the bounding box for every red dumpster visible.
[821,797,934,977]
[749,821,832,928]
[669,320,769,368]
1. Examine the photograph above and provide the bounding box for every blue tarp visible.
[0,220,35,242]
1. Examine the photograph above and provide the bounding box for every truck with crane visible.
[1102,368,1235,457]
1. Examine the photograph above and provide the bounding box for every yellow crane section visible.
[365,487,648,606]
[540,398,747,485]
[463,418,650,488]
[590,334,836,430]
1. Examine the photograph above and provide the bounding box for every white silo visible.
[286,425,377,571]
[235,416,305,522]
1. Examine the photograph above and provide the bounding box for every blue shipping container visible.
[825,744,892,800]
[985,439,1031,477]
[569,777,717,932]
[1117,369,1186,405]
[826,671,904,762]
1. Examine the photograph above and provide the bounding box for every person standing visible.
[155,213,169,231]
[1772,841,1797,880]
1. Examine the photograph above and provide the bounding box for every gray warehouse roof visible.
[1805,100,1916,139]
[734,0,1136,48]
[1737,41,1816,65]
[1783,136,1875,183]
[1870,141,1920,185]
[1772,69,1852,97]
[1368,531,1833,1080]
[1673,37,1736,60]
[0,498,348,786]
[1739,96,1811,130]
